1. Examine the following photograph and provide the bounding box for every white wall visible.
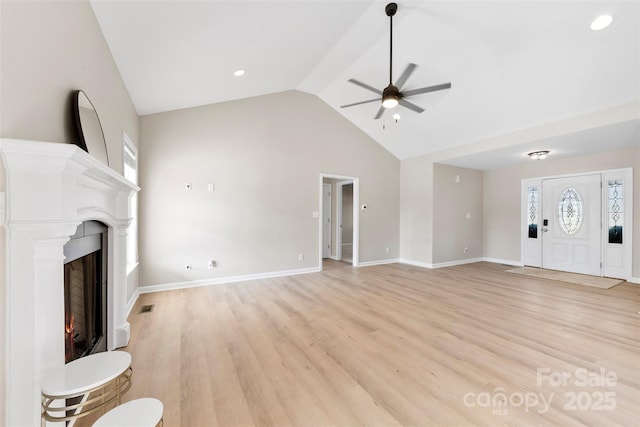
[483,145,640,278]
[0,1,140,421]
[433,164,483,263]
[138,90,400,287]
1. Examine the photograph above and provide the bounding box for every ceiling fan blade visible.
[402,82,452,97]
[373,106,385,120]
[399,98,424,114]
[340,98,381,108]
[348,79,382,95]
[394,63,417,90]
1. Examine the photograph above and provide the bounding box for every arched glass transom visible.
[557,187,583,235]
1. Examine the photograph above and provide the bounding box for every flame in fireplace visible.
[65,312,75,363]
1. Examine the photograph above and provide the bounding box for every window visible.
[608,180,623,244]
[557,187,583,235]
[123,133,138,268]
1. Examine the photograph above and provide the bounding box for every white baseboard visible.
[126,290,140,318]
[138,266,321,295]
[400,258,484,269]
[431,257,484,268]
[399,257,519,270]
[358,258,399,267]
[628,277,640,284]
[482,257,523,267]
[398,258,434,269]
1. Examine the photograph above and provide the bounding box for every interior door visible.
[322,183,331,258]
[542,174,601,275]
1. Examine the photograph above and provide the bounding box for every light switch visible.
[312,211,319,218]
[208,183,215,192]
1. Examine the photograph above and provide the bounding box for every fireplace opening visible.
[63,221,108,363]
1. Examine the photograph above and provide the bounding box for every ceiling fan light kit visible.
[382,84,400,108]
[341,2,451,120]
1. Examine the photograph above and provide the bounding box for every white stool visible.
[93,398,163,427]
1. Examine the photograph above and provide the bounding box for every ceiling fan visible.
[340,2,451,120]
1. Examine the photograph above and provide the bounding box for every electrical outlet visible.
[208,183,215,192]
[386,247,390,254]
[298,254,304,261]
[185,263,192,270]
[208,259,217,269]
[185,182,192,191]
[464,247,469,253]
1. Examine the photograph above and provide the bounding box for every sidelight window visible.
[608,180,623,244]
[527,186,538,238]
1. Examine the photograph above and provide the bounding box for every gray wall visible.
[0,0,140,422]
[401,144,638,279]
[400,159,484,265]
[483,145,640,278]
[400,155,435,264]
[433,164,483,263]
[0,0,139,175]
[0,0,141,300]
[138,90,400,287]
[342,183,353,245]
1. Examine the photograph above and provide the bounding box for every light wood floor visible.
[82,261,640,426]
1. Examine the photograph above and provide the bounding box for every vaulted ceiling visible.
[91,1,640,168]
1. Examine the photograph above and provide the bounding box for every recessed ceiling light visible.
[233,69,246,77]
[590,15,613,31]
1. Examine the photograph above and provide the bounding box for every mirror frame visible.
[73,90,109,166]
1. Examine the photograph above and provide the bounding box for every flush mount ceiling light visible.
[591,15,613,31]
[233,69,246,77]
[528,150,550,160]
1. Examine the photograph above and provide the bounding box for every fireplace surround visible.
[0,139,138,426]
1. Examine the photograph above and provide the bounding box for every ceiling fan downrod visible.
[382,3,400,109]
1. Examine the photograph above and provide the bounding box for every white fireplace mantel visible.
[0,139,139,426]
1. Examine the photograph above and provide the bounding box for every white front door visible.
[542,174,601,275]
[322,183,331,258]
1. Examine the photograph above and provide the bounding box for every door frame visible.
[319,174,359,269]
[322,183,332,259]
[335,180,354,262]
[521,168,633,280]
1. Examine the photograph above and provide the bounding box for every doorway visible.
[319,174,359,269]
[521,168,633,280]
[337,181,354,263]
[541,174,601,276]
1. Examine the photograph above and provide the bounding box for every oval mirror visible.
[73,90,109,166]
